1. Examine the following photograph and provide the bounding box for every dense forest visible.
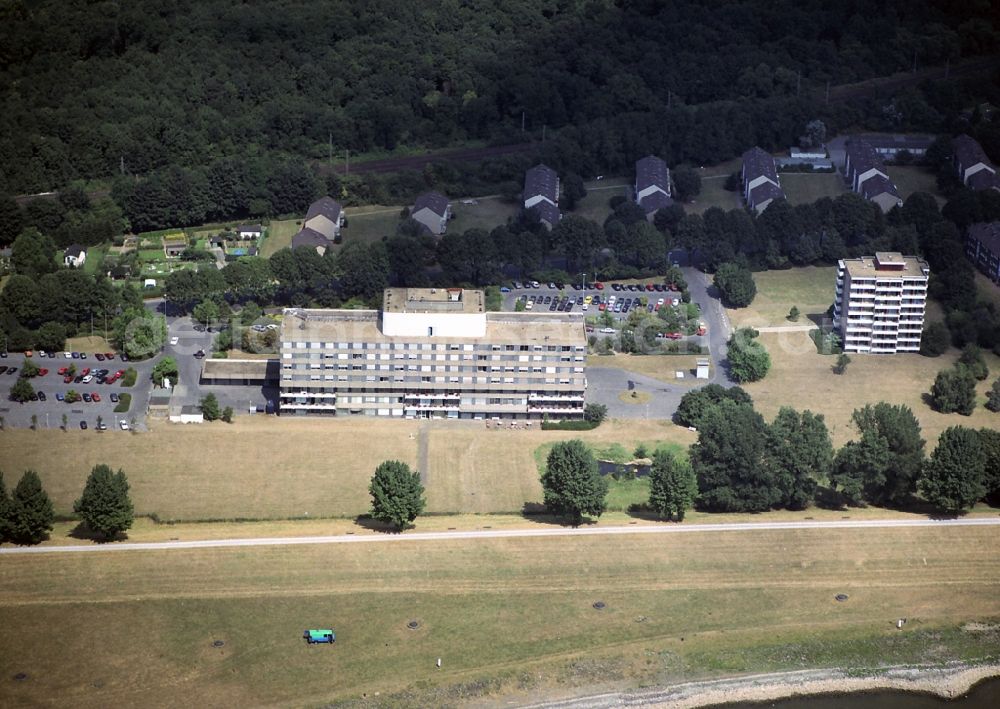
[1,0,999,196]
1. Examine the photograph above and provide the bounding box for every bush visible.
[540,420,599,431]
[583,403,607,425]
[113,393,132,413]
[713,262,756,308]
[726,328,771,383]
[121,368,137,387]
[920,322,950,357]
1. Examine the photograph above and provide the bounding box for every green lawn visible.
[448,196,520,234]
[571,178,629,224]
[779,172,846,205]
[259,219,300,257]
[342,207,402,245]
[685,175,743,214]
[887,166,941,203]
[2,525,997,706]
[80,244,109,275]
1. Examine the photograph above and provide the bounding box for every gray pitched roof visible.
[860,173,900,201]
[638,190,673,215]
[845,139,884,176]
[412,190,450,217]
[967,168,1000,191]
[742,146,778,182]
[291,227,332,250]
[236,224,263,233]
[305,196,343,223]
[64,244,86,258]
[635,155,669,193]
[968,222,1000,258]
[953,134,991,169]
[749,181,785,205]
[531,201,561,226]
[524,164,558,202]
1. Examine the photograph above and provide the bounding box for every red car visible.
[697,326,707,336]
[594,282,604,290]
[667,332,683,340]
[646,283,655,291]
[64,375,73,383]
[598,303,606,311]
[39,368,49,376]
[105,352,115,360]
[116,369,125,378]
[91,393,101,402]
[58,367,68,375]
[81,367,90,377]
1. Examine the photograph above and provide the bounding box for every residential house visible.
[523,164,561,229]
[634,155,673,221]
[843,139,902,212]
[410,191,451,235]
[832,252,929,354]
[163,238,187,258]
[236,224,263,240]
[291,227,332,256]
[966,222,1000,283]
[953,135,999,192]
[63,244,87,268]
[279,288,586,420]
[856,133,934,159]
[303,196,345,242]
[741,146,785,214]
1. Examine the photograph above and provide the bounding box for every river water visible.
[708,676,1000,708]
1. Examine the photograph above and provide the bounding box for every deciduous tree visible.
[648,449,697,521]
[919,427,986,513]
[726,328,771,383]
[713,262,756,308]
[200,393,221,421]
[8,470,54,544]
[73,464,135,540]
[930,365,977,415]
[369,460,426,530]
[768,408,832,509]
[541,440,608,524]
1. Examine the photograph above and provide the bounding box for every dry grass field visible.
[0,417,692,521]
[745,331,1000,446]
[258,218,300,257]
[726,266,838,329]
[2,525,998,707]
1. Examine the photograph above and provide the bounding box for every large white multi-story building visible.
[832,252,929,354]
[279,288,587,419]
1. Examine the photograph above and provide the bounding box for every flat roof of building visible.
[282,308,585,345]
[842,253,929,279]
[383,288,484,314]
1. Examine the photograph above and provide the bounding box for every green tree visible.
[726,328,771,383]
[64,389,80,404]
[0,471,11,541]
[20,358,39,378]
[830,429,891,506]
[977,428,1000,504]
[768,408,832,509]
[192,300,220,326]
[541,440,608,524]
[73,464,135,540]
[713,262,756,308]
[648,449,697,521]
[0,193,24,246]
[672,166,702,202]
[8,470,54,544]
[221,406,234,423]
[675,384,753,428]
[839,403,926,506]
[986,378,1000,413]
[200,393,221,421]
[958,344,989,381]
[369,460,426,530]
[583,403,607,425]
[833,353,851,375]
[787,305,800,322]
[10,377,34,403]
[919,427,986,513]
[920,321,950,356]
[151,357,179,387]
[930,365,977,415]
[61,413,68,431]
[114,306,166,359]
[692,399,779,512]
[11,228,58,278]
[34,321,67,352]
[239,301,263,325]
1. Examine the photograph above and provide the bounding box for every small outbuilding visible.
[169,405,205,424]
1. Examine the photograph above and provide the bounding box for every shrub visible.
[113,393,132,413]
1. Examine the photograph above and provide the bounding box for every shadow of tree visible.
[67,522,127,543]
[352,515,403,534]
[519,502,600,527]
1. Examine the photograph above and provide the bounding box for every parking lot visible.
[0,350,155,432]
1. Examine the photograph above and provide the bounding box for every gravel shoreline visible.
[524,663,1000,708]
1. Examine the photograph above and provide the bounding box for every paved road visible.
[4,517,997,556]
[585,367,684,419]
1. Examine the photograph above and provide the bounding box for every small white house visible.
[169,405,204,424]
[63,244,87,268]
[236,224,263,240]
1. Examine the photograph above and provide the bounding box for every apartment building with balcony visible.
[279,288,587,419]
[832,252,929,354]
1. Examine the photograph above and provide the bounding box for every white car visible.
[599,327,616,334]
[64,351,72,358]
[170,336,179,346]
[81,374,93,383]
[119,420,129,431]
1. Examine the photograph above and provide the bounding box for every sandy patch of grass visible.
[727,266,838,329]
[618,390,652,404]
[2,525,997,706]
[745,331,1000,446]
[64,335,113,353]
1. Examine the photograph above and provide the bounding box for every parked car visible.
[56,392,64,401]
[37,391,46,401]
[170,336,179,346]
[110,393,119,403]
[95,353,105,361]
[80,421,88,430]
[82,393,92,403]
[82,375,93,384]
[120,353,129,361]
[105,352,115,360]
[80,352,88,359]
[92,393,101,402]
[120,420,129,431]
[594,282,604,290]
[0,366,6,375]
[24,350,33,357]
[29,392,38,401]
[7,367,17,375]
[38,368,48,376]
[71,351,80,359]
[194,350,205,359]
